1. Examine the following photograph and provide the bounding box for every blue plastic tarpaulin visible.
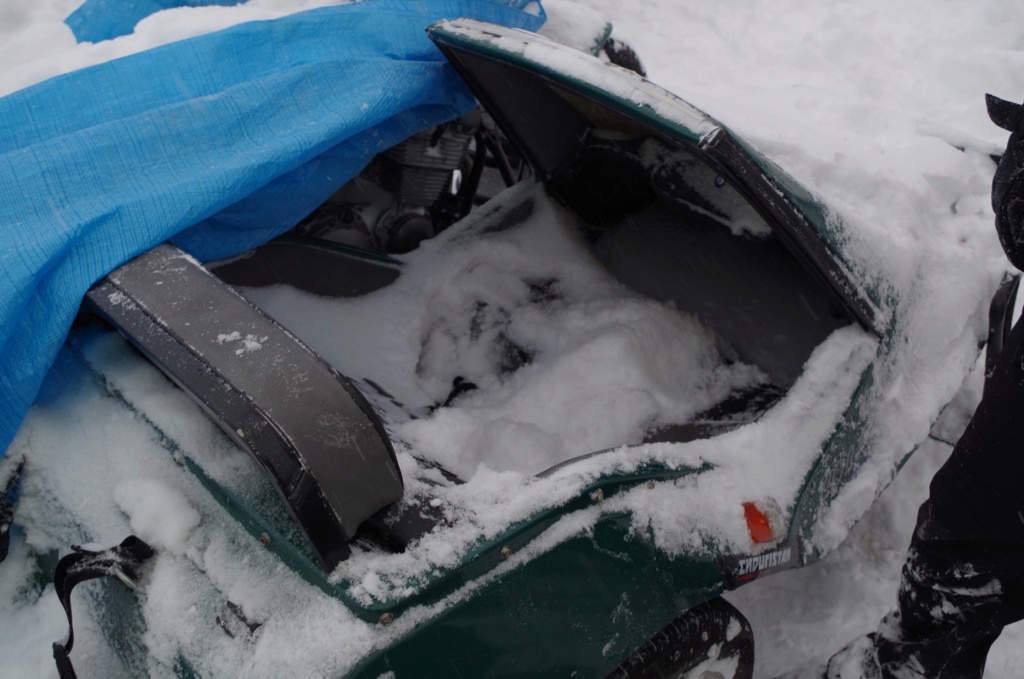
[66,0,245,43]
[0,0,545,457]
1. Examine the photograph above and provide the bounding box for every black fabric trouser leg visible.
[876,316,1024,679]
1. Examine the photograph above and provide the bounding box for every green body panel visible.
[348,514,724,679]
[332,462,710,621]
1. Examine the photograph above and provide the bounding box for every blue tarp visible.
[0,0,545,457]
[66,0,245,43]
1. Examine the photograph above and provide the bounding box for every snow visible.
[114,480,202,556]
[3,0,1024,677]
[243,182,769,478]
[215,331,268,355]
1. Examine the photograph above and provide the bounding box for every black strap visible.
[51,536,155,679]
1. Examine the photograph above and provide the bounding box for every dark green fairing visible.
[349,514,726,678]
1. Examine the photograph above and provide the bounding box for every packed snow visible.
[3,0,1024,677]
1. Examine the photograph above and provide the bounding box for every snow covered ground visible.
[2,0,1024,677]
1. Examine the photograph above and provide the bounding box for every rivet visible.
[500,546,512,559]
[590,488,604,502]
[379,612,394,626]
[259,533,271,547]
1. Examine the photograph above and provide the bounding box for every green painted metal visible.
[333,461,711,620]
[347,514,725,679]
[96,570,152,677]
